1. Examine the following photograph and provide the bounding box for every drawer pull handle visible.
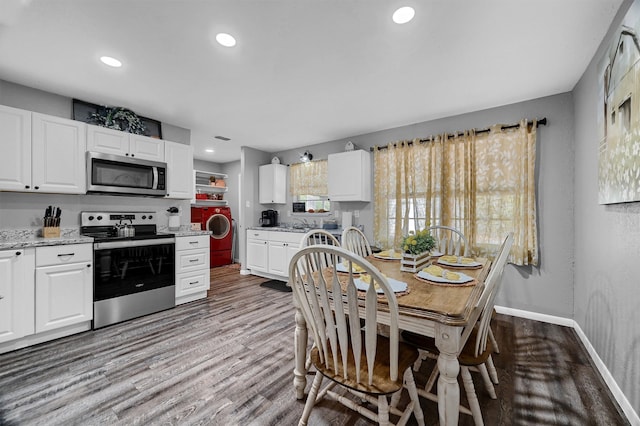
[0,295,4,300]
[189,281,199,285]
[189,241,198,244]
[134,283,144,288]
[57,253,75,257]
[189,259,199,263]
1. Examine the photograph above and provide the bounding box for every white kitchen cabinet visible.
[175,235,210,305]
[34,244,93,333]
[246,230,269,273]
[247,230,302,279]
[259,164,287,204]
[0,107,86,194]
[32,113,87,194]
[87,124,165,161]
[0,249,35,344]
[328,150,371,202]
[267,232,301,277]
[0,105,31,191]
[165,141,194,199]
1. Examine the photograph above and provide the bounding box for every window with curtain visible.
[373,119,538,266]
[290,160,330,212]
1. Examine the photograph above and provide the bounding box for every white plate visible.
[416,270,474,284]
[437,258,482,268]
[373,252,402,260]
[430,251,444,257]
[355,277,408,294]
[335,262,364,274]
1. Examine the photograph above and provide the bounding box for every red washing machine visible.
[191,206,233,267]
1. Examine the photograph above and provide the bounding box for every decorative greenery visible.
[88,106,147,135]
[402,229,436,255]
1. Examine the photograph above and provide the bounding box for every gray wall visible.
[239,147,271,269]
[573,0,639,415]
[272,93,576,319]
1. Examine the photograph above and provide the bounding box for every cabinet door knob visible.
[34,186,39,190]
[87,264,91,268]
[0,295,4,300]
[25,185,30,189]
[15,251,21,256]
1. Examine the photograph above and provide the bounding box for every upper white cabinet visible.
[32,113,87,194]
[328,150,371,202]
[259,164,287,204]
[0,106,86,194]
[165,141,194,199]
[87,124,165,161]
[0,104,31,191]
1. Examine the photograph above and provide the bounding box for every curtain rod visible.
[370,117,547,151]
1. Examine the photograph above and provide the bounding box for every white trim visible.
[494,305,574,327]
[495,305,640,425]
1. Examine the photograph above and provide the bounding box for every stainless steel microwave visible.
[86,151,167,196]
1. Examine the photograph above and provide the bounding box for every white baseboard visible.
[495,305,639,425]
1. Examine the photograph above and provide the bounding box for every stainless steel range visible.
[80,211,175,329]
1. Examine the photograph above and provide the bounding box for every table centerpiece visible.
[400,229,437,273]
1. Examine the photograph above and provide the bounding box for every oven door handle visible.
[94,237,176,250]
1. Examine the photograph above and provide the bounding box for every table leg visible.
[434,323,462,426]
[293,296,308,400]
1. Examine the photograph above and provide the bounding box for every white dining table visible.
[292,255,491,426]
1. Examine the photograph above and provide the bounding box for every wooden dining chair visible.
[300,229,340,272]
[402,233,513,426]
[427,224,502,356]
[289,245,425,426]
[427,225,469,256]
[341,226,372,257]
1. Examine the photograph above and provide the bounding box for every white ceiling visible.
[0,0,624,163]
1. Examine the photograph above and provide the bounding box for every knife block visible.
[43,227,61,238]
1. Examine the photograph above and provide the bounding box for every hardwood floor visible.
[0,266,629,425]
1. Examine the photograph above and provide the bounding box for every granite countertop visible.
[0,227,212,250]
[247,226,345,236]
[0,228,93,250]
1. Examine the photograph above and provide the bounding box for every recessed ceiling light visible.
[215,33,236,47]
[205,149,215,153]
[392,6,415,24]
[100,56,122,67]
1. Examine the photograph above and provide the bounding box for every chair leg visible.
[477,362,497,399]
[378,395,390,426]
[486,355,499,385]
[298,372,323,426]
[460,367,484,426]
[403,368,425,426]
[488,327,500,354]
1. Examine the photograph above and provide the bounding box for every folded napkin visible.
[378,250,402,259]
[342,261,365,273]
[440,255,475,264]
[422,265,460,281]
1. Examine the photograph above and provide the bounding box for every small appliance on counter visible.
[260,209,279,227]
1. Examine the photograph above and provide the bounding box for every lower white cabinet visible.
[175,235,210,305]
[35,244,93,333]
[0,249,35,344]
[0,243,93,355]
[247,230,302,279]
[246,230,269,273]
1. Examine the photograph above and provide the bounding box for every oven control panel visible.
[81,211,157,227]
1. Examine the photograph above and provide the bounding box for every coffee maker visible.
[260,209,278,227]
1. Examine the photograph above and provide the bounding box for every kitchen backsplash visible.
[0,192,191,230]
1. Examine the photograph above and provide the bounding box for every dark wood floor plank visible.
[0,265,630,425]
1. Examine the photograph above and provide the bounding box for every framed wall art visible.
[597,1,640,204]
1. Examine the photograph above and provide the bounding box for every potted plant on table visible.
[400,229,436,273]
